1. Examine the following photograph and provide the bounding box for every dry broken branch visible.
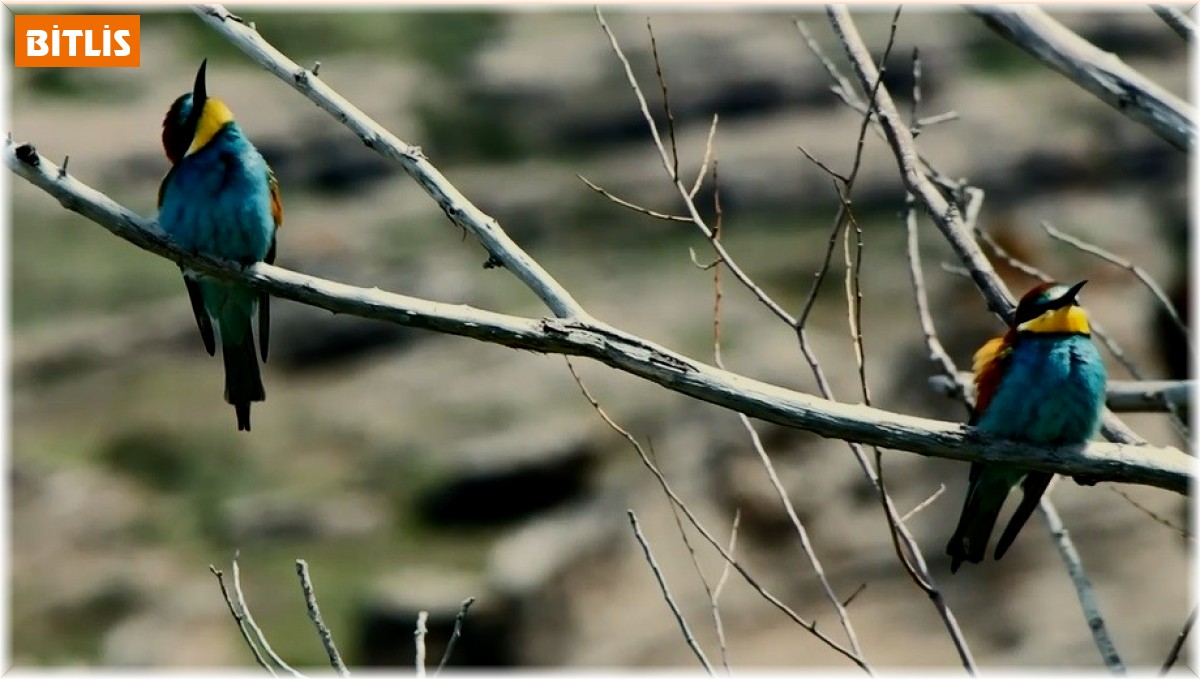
[967,5,1194,151]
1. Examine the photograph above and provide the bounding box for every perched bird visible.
[157,59,282,431]
[946,280,1107,572]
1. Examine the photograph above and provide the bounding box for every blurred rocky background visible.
[10,5,1191,671]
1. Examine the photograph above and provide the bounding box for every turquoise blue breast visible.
[158,122,274,265]
[976,333,1107,444]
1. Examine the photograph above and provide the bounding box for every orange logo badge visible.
[14,14,140,67]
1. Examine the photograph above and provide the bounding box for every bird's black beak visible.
[1063,279,1088,306]
[178,59,209,154]
[192,59,208,109]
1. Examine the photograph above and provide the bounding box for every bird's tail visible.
[946,464,1015,573]
[222,314,265,432]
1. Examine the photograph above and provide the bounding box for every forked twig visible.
[563,358,868,669]
[209,564,275,675]
[712,510,741,673]
[232,557,302,677]
[578,174,692,222]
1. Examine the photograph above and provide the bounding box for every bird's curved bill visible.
[192,59,208,108]
[1063,279,1088,304]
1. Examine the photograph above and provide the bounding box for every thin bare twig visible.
[690,115,720,200]
[1160,607,1197,675]
[578,174,692,222]
[712,510,740,674]
[798,12,975,672]
[647,19,679,182]
[295,560,349,676]
[232,557,302,677]
[1041,221,1190,345]
[701,161,733,674]
[414,611,429,678]
[434,597,476,676]
[905,200,970,409]
[707,148,867,664]
[1108,487,1191,539]
[627,509,716,675]
[646,441,724,671]
[209,564,275,675]
[795,17,865,113]
[900,484,947,524]
[563,358,868,668]
[595,8,796,327]
[910,47,923,137]
[1039,496,1126,673]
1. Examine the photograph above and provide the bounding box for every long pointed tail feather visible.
[184,276,216,356]
[946,464,1017,573]
[222,318,265,432]
[994,472,1053,561]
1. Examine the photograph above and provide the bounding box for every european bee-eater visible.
[157,60,282,431]
[946,280,1107,572]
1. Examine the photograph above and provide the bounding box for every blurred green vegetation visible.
[97,426,253,543]
[21,68,140,100]
[964,32,1043,77]
[139,10,505,68]
[12,202,180,327]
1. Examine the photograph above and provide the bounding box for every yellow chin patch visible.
[186,98,235,156]
[1018,305,1091,335]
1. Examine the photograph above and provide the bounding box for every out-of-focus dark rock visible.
[416,424,600,527]
[357,568,504,668]
[485,495,627,665]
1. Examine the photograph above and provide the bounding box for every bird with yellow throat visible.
[946,280,1107,571]
[157,60,282,431]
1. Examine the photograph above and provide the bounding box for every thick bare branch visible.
[825,4,1149,449]
[967,5,1193,151]
[930,375,1193,414]
[190,4,588,320]
[7,141,1186,489]
[1150,4,1196,43]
